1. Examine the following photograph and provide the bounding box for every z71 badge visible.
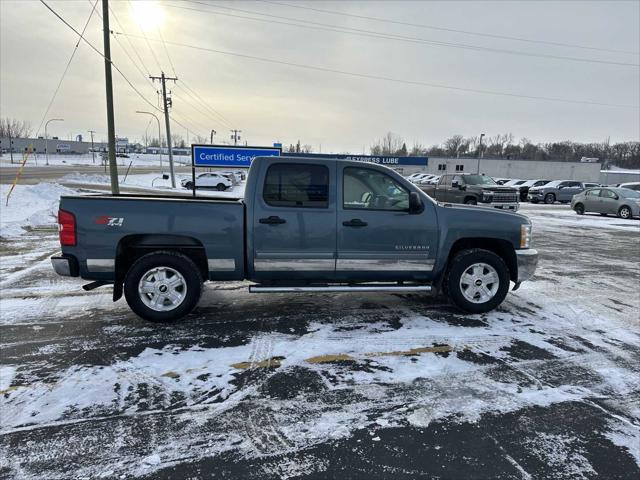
[95,216,124,227]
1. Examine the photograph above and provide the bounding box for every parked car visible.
[408,173,432,184]
[527,180,586,204]
[415,175,438,185]
[517,179,551,202]
[503,179,526,187]
[619,182,640,191]
[51,156,538,321]
[406,173,426,182]
[181,172,233,191]
[420,173,520,211]
[571,187,640,219]
[494,178,512,185]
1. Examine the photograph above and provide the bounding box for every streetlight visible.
[477,133,485,174]
[45,118,64,166]
[136,111,163,172]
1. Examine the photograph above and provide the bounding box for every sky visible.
[1,0,639,153]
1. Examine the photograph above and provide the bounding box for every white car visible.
[181,172,233,191]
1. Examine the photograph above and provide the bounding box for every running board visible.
[249,284,432,293]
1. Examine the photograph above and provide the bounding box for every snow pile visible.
[0,183,75,238]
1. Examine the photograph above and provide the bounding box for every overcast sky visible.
[1,0,639,152]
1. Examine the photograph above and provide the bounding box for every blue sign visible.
[287,152,428,167]
[192,144,281,167]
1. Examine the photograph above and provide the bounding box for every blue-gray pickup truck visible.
[51,156,538,322]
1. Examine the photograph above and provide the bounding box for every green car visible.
[571,187,640,219]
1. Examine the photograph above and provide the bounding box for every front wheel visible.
[618,206,632,219]
[445,249,510,314]
[574,203,584,215]
[544,193,556,204]
[464,197,478,205]
[216,183,227,191]
[124,251,203,322]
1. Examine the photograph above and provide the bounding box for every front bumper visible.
[481,202,520,212]
[516,249,538,282]
[51,254,79,277]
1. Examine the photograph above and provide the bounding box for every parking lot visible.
[1,204,639,479]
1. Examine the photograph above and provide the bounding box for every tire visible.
[445,249,510,314]
[531,199,539,204]
[618,206,632,219]
[216,183,227,191]
[600,213,608,217]
[184,181,194,190]
[574,203,584,215]
[124,251,203,322]
[464,197,478,205]
[544,193,556,204]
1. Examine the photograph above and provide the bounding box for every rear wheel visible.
[216,183,227,191]
[124,251,203,322]
[618,206,632,219]
[574,203,584,215]
[445,249,510,314]
[600,213,608,217]
[544,193,556,204]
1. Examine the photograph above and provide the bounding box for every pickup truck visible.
[419,173,520,211]
[51,157,538,322]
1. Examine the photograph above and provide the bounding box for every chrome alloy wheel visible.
[138,267,187,312]
[459,263,500,304]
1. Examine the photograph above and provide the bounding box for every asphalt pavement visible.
[1,205,639,479]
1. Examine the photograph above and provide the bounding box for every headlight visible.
[482,191,494,202]
[520,224,532,248]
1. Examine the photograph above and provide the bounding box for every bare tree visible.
[0,118,32,138]
[171,134,186,149]
[370,132,405,155]
[443,135,468,157]
[193,134,208,144]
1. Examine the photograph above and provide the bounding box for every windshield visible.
[463,175,497,186]
[543,180,564,188]
[619,188,640,198]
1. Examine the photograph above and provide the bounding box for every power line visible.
[40,0,164,117]
[127,0,163,72]
[176,81,234,128]
[157,28,178,78]
[172,85,231,130]
[35,1,99,137]
[169,1,640,68]
[114,32,639,109]
[106,2,152,78]
[260,0,640,56]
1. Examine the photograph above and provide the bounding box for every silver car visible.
[571,187,640,219]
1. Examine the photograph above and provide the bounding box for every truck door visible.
[251,161,337,281]
[336,165,439,282]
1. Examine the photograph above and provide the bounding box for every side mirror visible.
[409,191,423,214]
[451,180,459,188]
[162,174,169,180]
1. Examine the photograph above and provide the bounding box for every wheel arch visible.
[445,238,517,283]
[113,234,208,301]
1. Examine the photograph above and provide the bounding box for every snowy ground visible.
[0,185,639,479]
[0,153,192,169]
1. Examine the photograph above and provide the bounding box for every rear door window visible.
[263,163,329,208]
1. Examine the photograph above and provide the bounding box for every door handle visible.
[343,219,368,227]
[259,216,286,225]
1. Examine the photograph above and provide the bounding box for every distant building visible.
[0,136,107,155]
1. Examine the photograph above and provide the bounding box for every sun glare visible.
[130,1,165,31]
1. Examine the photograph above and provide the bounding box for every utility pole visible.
[230,129,242,146]
[88,130,96,164]
[210,129,216,144]
[150,72,177,188]
[102,0,119,194]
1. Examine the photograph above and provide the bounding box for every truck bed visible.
[59,194,246,282]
